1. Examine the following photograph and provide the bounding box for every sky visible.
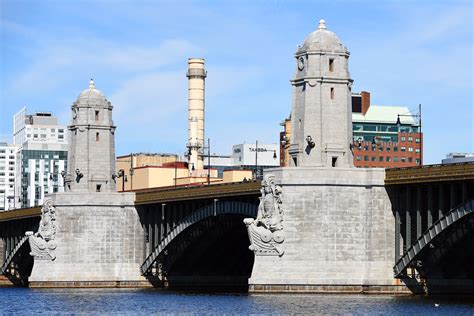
[0,0,472,164]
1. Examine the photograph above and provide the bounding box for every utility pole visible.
[174,154,178,188]
[255,140,258,180]
[207,138,211,186]
[419,103,422,166]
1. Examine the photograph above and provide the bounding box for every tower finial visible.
[318,19,327,30]
[89,78,95,89]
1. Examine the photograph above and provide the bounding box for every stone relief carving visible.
[244,174,285,256]
[26,199,57,260]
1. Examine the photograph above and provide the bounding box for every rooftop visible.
[352,105,418,125]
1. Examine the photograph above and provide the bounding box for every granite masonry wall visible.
[249,167,403,292]
[28,192,149,287]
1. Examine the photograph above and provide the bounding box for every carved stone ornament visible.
[244,174,285,256]
[26,199,57,260]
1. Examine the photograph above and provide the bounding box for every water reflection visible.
[0,288,473,314]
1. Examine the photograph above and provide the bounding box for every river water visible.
[0,288,473,314]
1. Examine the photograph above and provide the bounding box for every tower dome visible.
[77,79,107,105]
[301,20,347,52]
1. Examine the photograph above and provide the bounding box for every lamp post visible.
[396,104,422,166]
[254,141,277,180]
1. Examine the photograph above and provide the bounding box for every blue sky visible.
[0,0,472,164]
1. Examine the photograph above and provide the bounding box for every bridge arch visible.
[394,199,474,278]
[141,200,257,277]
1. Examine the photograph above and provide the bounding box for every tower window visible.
[95,110,99,121]
[332,157,338,167]
[329,58,334,72]
[96,132,99,142]
[330,87,335,100]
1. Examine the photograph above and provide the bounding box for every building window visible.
[95,110,99,121]
[394,157,399,162]
[379,156,384,162]
[415,148,420,153]
[401,157,406,162]
[364,145,369,151]
[329,58,334,72]
[332,157,338,167]
[416,138,420,143]
[96,132,99,142]
[378,146,384,152]
[96,184,101,192]
[408,147,413,152]
[330,87,335,100]
[386,147,391,152]
[386,157,391,162]
[401,147,406,152]
[371,157,376,161]
[394,147,398,152]
[364,156,369,161]
[58,129,64,133]
[408,137,413,142]
[408,157,413,162]
[356,155,362,161]
[401,136,406,142]
[416,159,420,165]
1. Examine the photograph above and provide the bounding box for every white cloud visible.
[7,38,202,96]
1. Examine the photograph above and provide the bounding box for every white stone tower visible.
[66,79,116,192]
[28,80,146,287]
[289,19,354,168]
[248,20,395,294]
[186,58,207,173]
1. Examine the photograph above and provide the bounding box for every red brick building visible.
[352,92,422,168]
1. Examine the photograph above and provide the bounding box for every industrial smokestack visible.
[186,58,207,174]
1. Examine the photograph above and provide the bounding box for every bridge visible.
[386,162,474,294]
[0,181,261,289]
[1,163,473,293]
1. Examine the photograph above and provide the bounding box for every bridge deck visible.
[134,181,261,205]
[0,207,41,223]
[385,162,474,185]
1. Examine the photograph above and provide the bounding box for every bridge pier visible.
[28,192,150,288]
[248,168,404,293]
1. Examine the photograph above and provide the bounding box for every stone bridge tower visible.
[249,20,395,293]
[289,19,353,168]
[28,80,146,287]
[66,79,116,192]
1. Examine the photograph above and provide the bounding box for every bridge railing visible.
[386,162,474,185]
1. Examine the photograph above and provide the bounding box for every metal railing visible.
[386,162,474,185]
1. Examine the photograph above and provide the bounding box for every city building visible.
[231,142,280,178]
[352,92,422,168]
[279,91,423,168]
[0,142,18,211]
[13,107,68,208]
[442,153,474,164]
[203,154,233,178]
[116,153,183,191]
